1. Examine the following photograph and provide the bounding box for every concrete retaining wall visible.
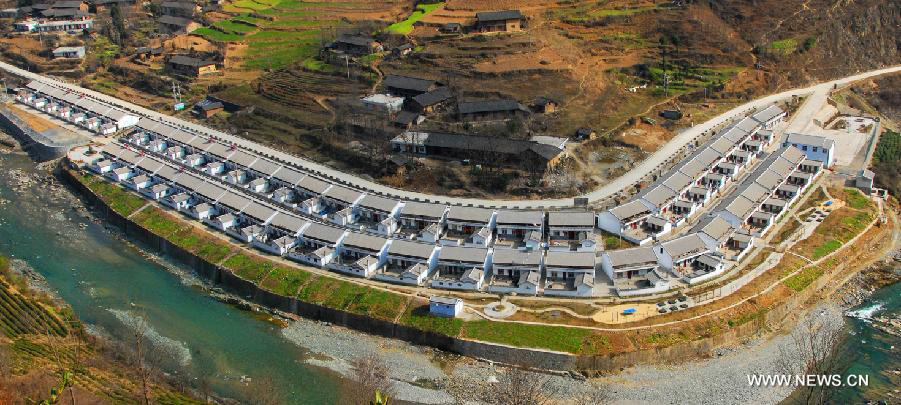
[0,106,73,160]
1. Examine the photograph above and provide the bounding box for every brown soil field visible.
[618,122,675,152]
[7,104,59,132]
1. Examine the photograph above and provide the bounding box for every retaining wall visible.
[0,105,73,160]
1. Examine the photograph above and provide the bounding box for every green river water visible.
[0,152,342,403]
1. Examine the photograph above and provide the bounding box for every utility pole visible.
[345,55,350,79]
[662,46,669,98]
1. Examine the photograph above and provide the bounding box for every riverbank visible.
[0,255,208,403]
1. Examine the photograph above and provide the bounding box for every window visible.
[802,146,808,151]
[812,147,818,152]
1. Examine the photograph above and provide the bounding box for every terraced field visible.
[195,0,410,70]
[255,67,369,112]
[0,279,69,338]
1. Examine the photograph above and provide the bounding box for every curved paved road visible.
[3,61,898,209]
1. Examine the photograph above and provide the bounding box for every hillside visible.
[1,0,896,198]
[0,257,204,404]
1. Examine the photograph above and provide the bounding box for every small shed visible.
[533,97,558,114]
[439,23,461,33]
[192,99,224,118]
[429,296,463,318]
[855,169,875,194]
[575,127,595,140]
[660,109,683,120]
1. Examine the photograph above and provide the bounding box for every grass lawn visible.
[399,304,463,337]
[843,188,871,210]
[462,320,593,354]
[386,2,444,35]
[784,266,824,292]
[810,239,842,260]
[133,207,182,237]
[223,254,276,282]
[346,289,407,320]
[193,239,233,264]
[79,174,146,217]
[259,266,312,296]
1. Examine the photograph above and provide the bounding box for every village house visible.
[192,99,224,118]
[321,184,364,213]
[383,75,438,98]
[389,132,566,170]
[750,105,786,130]
[431,246,489,291]
[601,247,661,281]
[474,10,524,33]
[443,206,495,246]
[494,210,544,250]
[158,15,199,34]
[328,34,382,56]
[160,1,199,18]
[547,211,596,248]
[392,111,423,129]
[487,249,541,295]
[93,0,137,13]
[543,251,595,297]
[532,97,558,114]
[597,200,654,243]
[438,22,461,34]
[360,94,404,115]
[398,201,447,232]
[166,55,217,76]
[15,16,93,32]
[458,99,528,121]
[657,233,718,276]
[375,239,438,286]
[288,223,346,267]
[331,231,388,278]
[52,46,85,59]
[354,194,401,234]
[133,47,163,61]
[409,87,453,114]
[782,133,835,167]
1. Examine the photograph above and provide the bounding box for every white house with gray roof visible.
[331,231,389,278]
[782,133,835,167]
[543,251,596,297]
[431,246,490,291]
[442,206,495,247]
[750,105,786,130]
[376,240,438,286]
[597,200,654,243]
[495,210,544,249]
[488,249,542,295]
[657,233,718,276]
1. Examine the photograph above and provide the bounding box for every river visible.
[0,151,343,403]
[838,281,901,402]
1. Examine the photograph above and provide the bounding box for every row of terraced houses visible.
[15,78,831,298]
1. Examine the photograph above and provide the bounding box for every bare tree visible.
[774,310,849,405]
[484,368,560,405]
[245,376,283,405]
[345,352,395,404]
